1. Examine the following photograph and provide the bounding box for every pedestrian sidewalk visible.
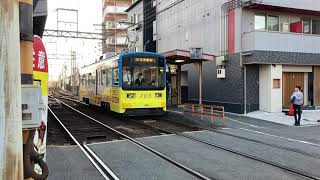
[244,110,320,126]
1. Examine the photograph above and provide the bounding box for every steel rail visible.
[48,106,120,180]
[52,94,320,179]
[52,97,213,180]
[129,118,320,180]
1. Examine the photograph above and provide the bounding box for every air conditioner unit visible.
[217,68,226,79]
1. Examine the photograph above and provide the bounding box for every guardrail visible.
[183,103,225,119]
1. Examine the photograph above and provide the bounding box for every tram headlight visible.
[155,93,162,98]
[127,93,135,98]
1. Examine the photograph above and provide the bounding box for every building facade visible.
[102,0,132,54]
[126,0,157,52]
[157,0,320,113]
[126,0,144,51]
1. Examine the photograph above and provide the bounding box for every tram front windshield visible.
[122,57,165,90]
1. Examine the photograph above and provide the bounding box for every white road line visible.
[225,117,261,128]
[240,128,320,148]
[167,110,184,114]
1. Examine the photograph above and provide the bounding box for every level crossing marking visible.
[168,109,262,128]
[225,117,261,128]
[239,128,320,148]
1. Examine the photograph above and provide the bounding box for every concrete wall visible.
[242,31,320,54]
[259,64,282,112]
[260,0,320,12]
[183,53,260,113]
[157,0,228,56]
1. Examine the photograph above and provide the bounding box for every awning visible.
[162,49,215,65]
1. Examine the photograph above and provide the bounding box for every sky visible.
[43,0,102,81]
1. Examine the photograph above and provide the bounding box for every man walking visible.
[290,86,304,126]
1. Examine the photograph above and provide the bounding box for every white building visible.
[126,0,144,52]
[156,0,320,113]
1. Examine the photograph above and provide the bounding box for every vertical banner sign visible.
[33,35,49,170]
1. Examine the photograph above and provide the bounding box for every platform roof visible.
[162,49,215,65]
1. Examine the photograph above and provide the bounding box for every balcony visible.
[259,0,320,12]
[104,6,129,15]
[242,31,320,54]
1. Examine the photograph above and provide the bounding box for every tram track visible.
[51,94,320,180]
[160,117,320,159]
[130,117,320,180]
[48,96,212,180]
[48,101,120,180]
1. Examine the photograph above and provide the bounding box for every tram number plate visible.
[140,94,152,98]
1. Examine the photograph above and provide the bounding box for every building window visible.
[312,20,320,35]
[303,19,311,34]
[273,79,281,89]
[267,15,279,31]
[113,68,119,86]
[255,14,266,30]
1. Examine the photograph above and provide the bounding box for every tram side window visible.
[91,73,96,86]
[101,69,106,86]
[113,67,119,86]
[82,75,86,85]
[97,70,100,86]
[106,68,112,86]
[88,74,92,86]
[86,74,89,86]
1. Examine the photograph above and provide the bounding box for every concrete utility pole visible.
[0,0,24,179]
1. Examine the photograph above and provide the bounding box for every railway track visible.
[51,94,320,180]
[49,96,212,180]
[130,117,320,180]
[160,117,320,159]
[48,99,120,180]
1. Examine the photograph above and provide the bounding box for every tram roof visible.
[81,51,166,69]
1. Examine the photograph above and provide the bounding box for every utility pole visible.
[0,1,23,179]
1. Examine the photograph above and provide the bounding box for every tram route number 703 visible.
[140,94,152,98]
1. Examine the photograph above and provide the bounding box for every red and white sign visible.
[33,35,48,73]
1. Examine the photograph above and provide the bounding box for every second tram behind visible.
[79,52,167,116]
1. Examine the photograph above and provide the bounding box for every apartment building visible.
[102,0,132,54]
[157,0,320,113]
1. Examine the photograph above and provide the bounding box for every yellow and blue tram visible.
[79,52,167,116]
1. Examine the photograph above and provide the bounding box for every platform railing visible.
[183,103,225,119]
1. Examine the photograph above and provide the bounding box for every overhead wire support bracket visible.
[43,29,105,40]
